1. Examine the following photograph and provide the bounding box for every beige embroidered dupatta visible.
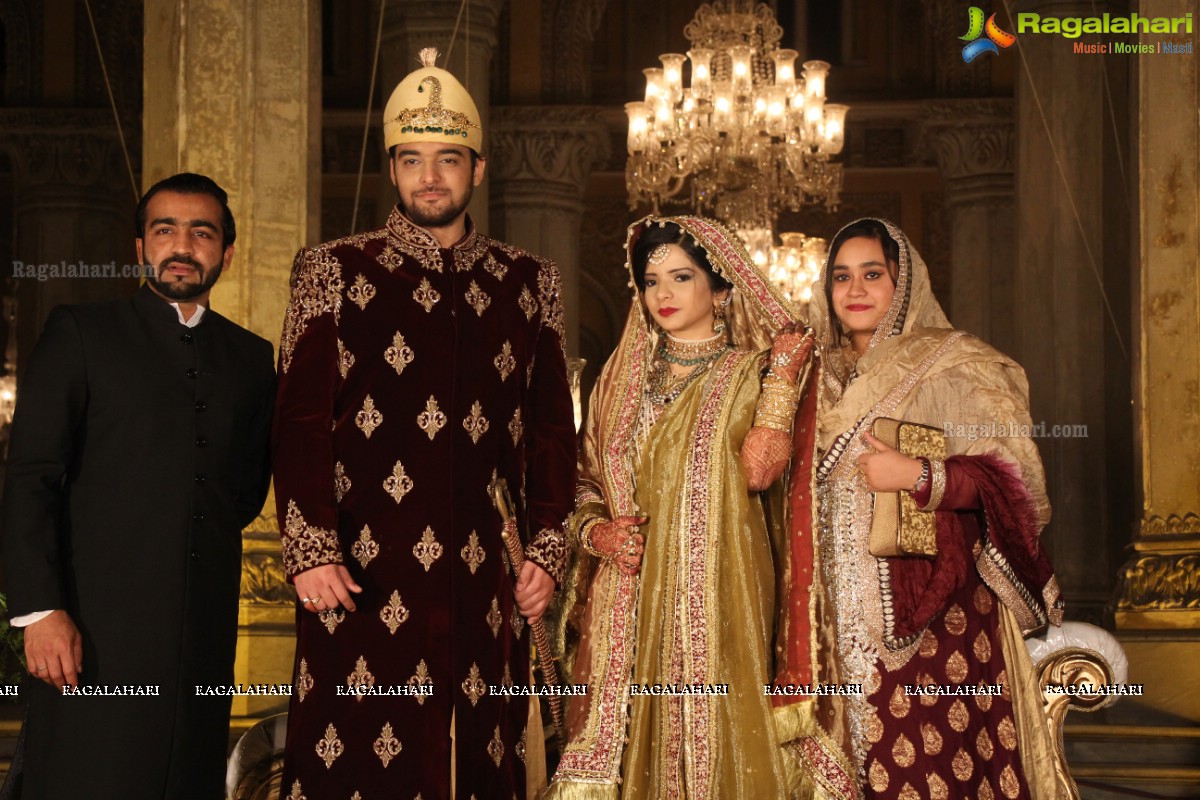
[547,216,795,799]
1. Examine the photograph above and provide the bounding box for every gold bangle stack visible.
[918,458,947,511]
[754,372,800,432]
[580,517,606,557]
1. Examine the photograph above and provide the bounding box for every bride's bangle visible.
[581,517,607,557]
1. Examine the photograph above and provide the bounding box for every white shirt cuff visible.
[10,610,55,627]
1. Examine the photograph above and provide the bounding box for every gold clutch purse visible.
[868,417,946,558]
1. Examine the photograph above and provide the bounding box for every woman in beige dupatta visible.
[774,218,1064,799]
[546,216,809,799]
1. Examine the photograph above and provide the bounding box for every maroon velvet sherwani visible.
[274,208,575,800]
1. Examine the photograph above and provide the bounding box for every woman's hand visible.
[590,516,648,576]
[768,325,814,383]
[856,432,925,492]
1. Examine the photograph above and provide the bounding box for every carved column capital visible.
[488,106,612,198]
[0,110,128,190]
[920,99,1015,206]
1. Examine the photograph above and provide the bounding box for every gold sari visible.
[547,216,796,799]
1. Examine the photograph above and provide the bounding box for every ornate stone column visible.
[488,107,611,354]
[1013,0,1133,627]
[0,110,131,368]
[143,0,322,717]
[379,0,503,232]
[921,99,1016,354]
[1113,0,1200,722]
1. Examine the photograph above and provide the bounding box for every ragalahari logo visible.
[961,7,1017,62]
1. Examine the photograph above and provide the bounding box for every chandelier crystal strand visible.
[624,0,848,304]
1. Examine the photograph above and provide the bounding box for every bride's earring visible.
[712,302,726,334]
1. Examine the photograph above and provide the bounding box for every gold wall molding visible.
[1139,513,1200,538]
[1116,553,1200,612]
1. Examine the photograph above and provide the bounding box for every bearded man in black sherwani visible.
[0,172,276,799]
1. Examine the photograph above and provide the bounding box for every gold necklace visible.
[662,332,729,366]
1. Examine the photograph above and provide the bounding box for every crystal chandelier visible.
[740,229,828,304]
[624,0,848,236]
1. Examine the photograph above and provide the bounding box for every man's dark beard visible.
[399,190,472,229]
[145,254,223,301]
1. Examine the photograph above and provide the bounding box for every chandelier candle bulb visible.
[625,102,651,153]
[730,46,754,94]
[823,104,849,154]
[688,48,713,94]
[802,60,829,100]
[643,68,665,104]
[660,53,687,100]
[774,49,798,87]
[713,85,735,132]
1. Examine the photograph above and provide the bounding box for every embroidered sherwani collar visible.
[385,206,481,252]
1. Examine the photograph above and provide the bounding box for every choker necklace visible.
[662,332,729,366]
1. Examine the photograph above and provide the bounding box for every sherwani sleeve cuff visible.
[281,499,344,579]
[525,527,568,585]
[10,610,55,628]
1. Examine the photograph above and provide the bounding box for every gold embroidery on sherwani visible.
[417,395,446,440]
[380,590,410,634]
[494,341,516,381]
[868,760,889,792]
[413,277,441,312]
[976,685,994,712]
[536,261,567,343]
[866,713,885,743]
[948,699,969,732]
[501,663,514,694]
[892,734,916,768]
[347,656,375,701]
[1000,764,1021,798]
[897,783,921,800]
[281,248,343,373]
[484,253,508,281]
[915,672,937,707]
[296,658,314,702]
[408,659,432,705]
[980,781,996,800]
[516,726,527,764]
[316,723,344,768]
[334,462,351,503]
[282,501,343,576]
[337,340,354,379]
[487,597,502,638]
[888,684,911,718]
[975,583,994,614]
[927,774,949,800]
[352,525,379,568]
[385,332,415,375]
[510,605,524,640]
[977,728,995,760]
[508,409,523,446]
[946,649,968,683]
[465,281,491,317]
[374,722,402,767]
[921,722,943,755]
[998,668,1010,700]
[356,395,383,439]
[319,609,345,634]
[487,725,505,767]
[974,629,992,662]
[460,531,485,574]
[413,527,442,571]
[384,461,414,503]
[462,663,486,707]
[518,286,537,321]
[348,273,376,310]
[997,716,1018,750]
[944,604,968,636]
[286,780,306,800]
[463,401,489,443]
[951,747,974,781]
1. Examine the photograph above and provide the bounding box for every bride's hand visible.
[769,325,813,383]
[591,516,648,575]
